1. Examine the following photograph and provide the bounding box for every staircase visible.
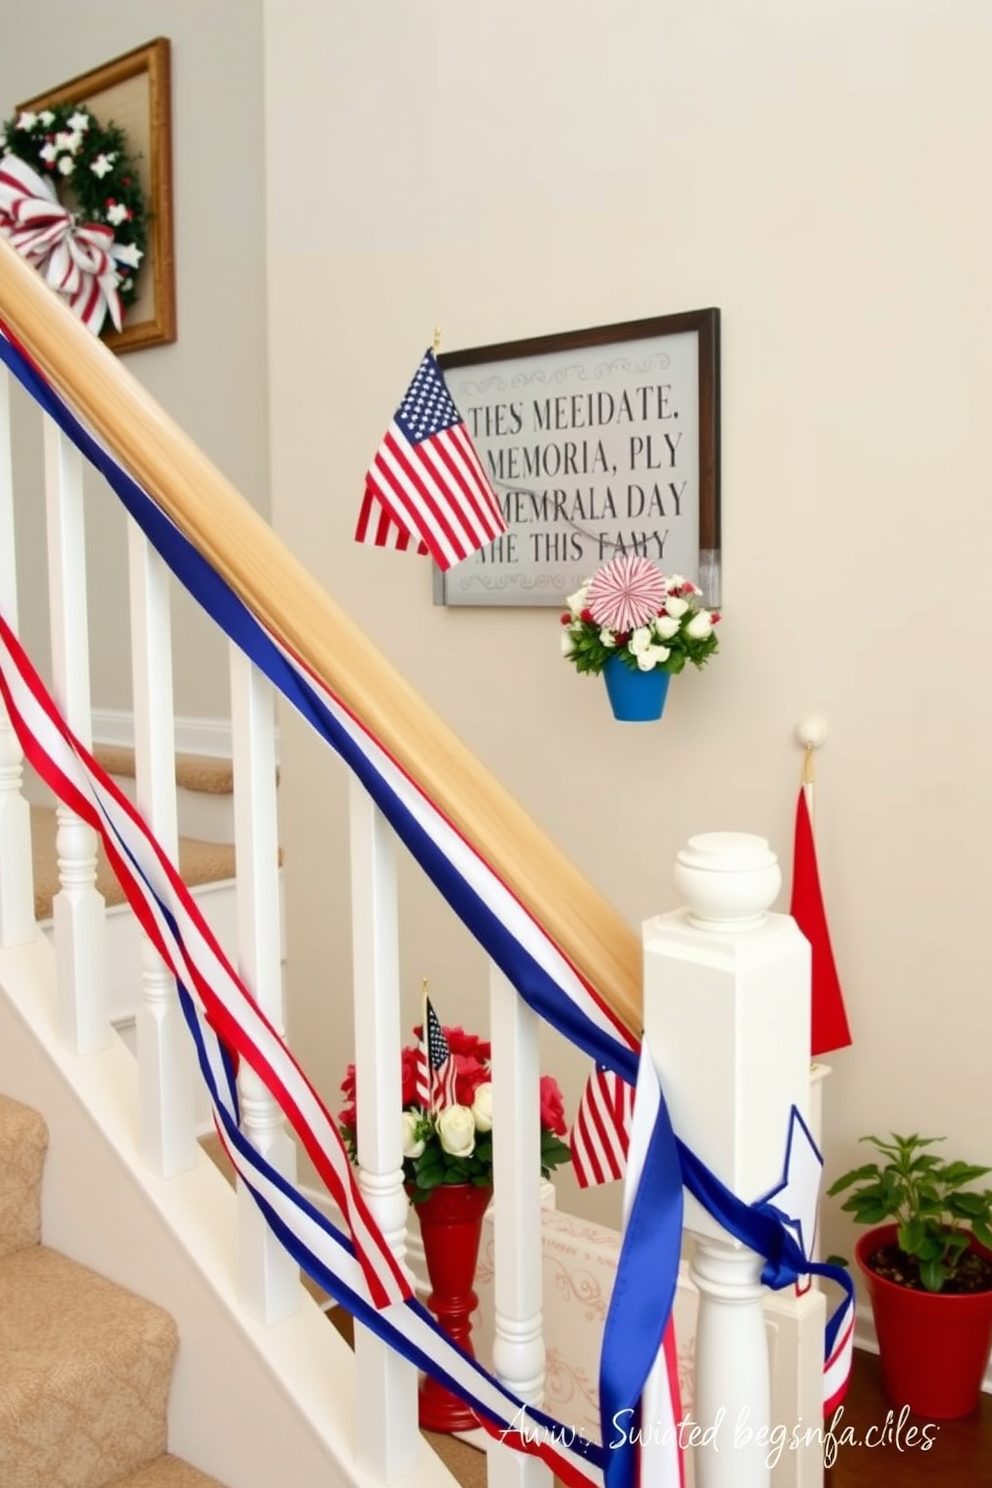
[0,234,830,1488]
[0,1093,227,1488]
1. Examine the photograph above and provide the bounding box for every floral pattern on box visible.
[473,1206,698,1447]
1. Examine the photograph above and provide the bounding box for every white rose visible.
[637,644,671,671]
[628,626,653,655]
[472,1082,493,1132]
[666,573,685,590]
[685,610,713,639]
[436,1104,476,1158]
[652,615,680,640]
[560,630,576,658]
[57,157,75,177]
[664,596,689,619]
[599,627,617,648]
[565,582,591,618]
[401,1111,426,1160]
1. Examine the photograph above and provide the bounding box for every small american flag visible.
[569,1063,634,1188]
[415,996,459,1112]
[356,350,507,571]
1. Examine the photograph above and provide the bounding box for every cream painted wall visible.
[263,0,992,1256]
[1,2,269,719]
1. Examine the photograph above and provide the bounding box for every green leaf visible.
[946,1192,992,1218]
[827,1164,881,1196]
[971,1218,992,1250]
[920,1258,947,1293]
[899,1219,926,1253]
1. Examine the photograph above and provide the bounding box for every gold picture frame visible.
[18,38,176,353]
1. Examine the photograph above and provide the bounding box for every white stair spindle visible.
[489,962,551,1488]
[128,519,197,1177]
[643,832,816,1488]
[0,366,35,947]
[348,775,419,1481]
[230,645,300,1323]
[44,418,107,1053]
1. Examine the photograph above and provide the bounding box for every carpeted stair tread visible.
[0,1244,179,1488]
[30,805,237,922]
[0,1095,48,1258]
[105,1455,229,1488]
[92,745,234,797]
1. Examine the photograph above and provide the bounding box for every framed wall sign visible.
[17,38,176,353]
[435,309,720,607]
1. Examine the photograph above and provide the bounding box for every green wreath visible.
[1,100,147,313]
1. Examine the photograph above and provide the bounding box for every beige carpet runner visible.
[0,1095,228,1488]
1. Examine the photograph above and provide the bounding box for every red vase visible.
[856,1223,992,1418]
[412,1181,493,1432]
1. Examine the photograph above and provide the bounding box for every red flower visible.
[451,1053,489,1106]
[338,1062,357,1127]
[560,613,571,625]
[400,1045,421,1107]
[539,1075,567,1136]
[444,1026,491,1062]
[580,608,594,623]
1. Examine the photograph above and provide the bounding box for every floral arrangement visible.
[560,553,720,676]
[0,102,147,313]
[338,1020,572,1203]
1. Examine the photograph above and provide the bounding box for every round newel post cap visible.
[673,831,782,931]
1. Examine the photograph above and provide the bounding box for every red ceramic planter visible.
[856,1223,992,1419]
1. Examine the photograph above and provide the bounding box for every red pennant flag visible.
[790,788,852,1056]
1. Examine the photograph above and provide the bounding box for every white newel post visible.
[643,833,812,1488]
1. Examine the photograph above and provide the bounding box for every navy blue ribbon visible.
[598,1085,856,1488]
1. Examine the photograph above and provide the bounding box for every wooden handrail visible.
[0,239,642,1035]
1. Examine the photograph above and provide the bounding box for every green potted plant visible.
[828,1132,992,1418]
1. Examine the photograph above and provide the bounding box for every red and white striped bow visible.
[0,152,129,335]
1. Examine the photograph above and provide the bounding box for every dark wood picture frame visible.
[19,38,176,353]
[436,308,721,608]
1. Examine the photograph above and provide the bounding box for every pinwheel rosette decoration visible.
[560,554,721,678]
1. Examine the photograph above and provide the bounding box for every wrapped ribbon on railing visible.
[0,154,134,335]
[0,319,853,1488]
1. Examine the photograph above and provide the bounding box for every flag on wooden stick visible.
[569,1063,635,1187]
[790,755,853,1057]
[356,349,506,570]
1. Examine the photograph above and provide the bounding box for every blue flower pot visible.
[602,656,671,722]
